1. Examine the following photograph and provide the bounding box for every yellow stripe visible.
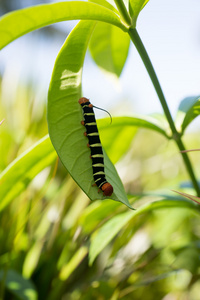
[85,122,96,126]
[84,112,94,116]
[91,154,104,158]
[95,178,101,183]
[93,163,104,168]
[88,132,99,136]
[90,143,102,147]
[98,181,107,188]
[93,171,105,176]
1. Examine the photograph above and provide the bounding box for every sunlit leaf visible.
[175,95,200,133]
[0,1,126,50]
[89,211,133,265]
[0,136,56,212]
[0,269,37,300]
[23,242,44,278]
[99,115,169,139]
[89,198,199,264]
[59,246,88,280]
[89,21,130,77]
[47,20,132,209]
[129,0,149,26]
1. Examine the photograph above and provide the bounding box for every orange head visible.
[78,97,90,105]
[101,182,113,196]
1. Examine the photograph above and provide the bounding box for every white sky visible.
[0,0,200,119]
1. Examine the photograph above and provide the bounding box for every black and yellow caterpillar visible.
[79,97,113,197]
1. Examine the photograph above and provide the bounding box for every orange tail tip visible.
[101,182,113,196]
[79,97,90,104]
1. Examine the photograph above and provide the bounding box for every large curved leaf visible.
[0,1,127,50]
[47,20,132,209]
[175,96,200,134]
[0,136,56,212]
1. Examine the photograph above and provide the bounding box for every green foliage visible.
[0,1,126,50]
[0,0,200,299]
[176,96,200,134]
[129,0,149,26]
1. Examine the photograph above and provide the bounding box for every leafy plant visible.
[0,0,200,299]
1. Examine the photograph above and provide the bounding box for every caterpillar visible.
[79,97,113,197]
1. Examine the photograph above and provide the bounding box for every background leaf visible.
[89,21,130,78]
[47,20,132,208]
[98,117,137,163]
[129,0,149,26]
[0,136,56,212]
[0,1,126,50]
[175,96,200,133]
[89,197,200,264]
[0,269,37,300]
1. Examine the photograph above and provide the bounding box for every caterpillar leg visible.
[81,120,85,126]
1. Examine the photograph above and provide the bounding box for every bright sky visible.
[1,0,200,119]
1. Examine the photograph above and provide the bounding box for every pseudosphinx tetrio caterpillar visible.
[79,97,113,197]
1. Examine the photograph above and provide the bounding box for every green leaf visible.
[175,96,200,134]
[89,198,199,264]
[99,115,169,138]
[0,136,56,212]
[0,269,37,300]
[0,1,127,50]
[89,19,130,77]
[47,20,132,209]
[23,242,44,278]
[98,117,137,163]
[129,0,149,26]
[89,211,133,265]
[59,246,88,280]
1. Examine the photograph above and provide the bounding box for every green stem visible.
[114,0,132,26]
[129,27,200,196]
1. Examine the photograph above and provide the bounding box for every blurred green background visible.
[1,1,200,300]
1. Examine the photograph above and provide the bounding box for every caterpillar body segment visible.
[79,97,113,197]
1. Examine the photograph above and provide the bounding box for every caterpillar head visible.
[101,182,113,197]
[79,97,89,104]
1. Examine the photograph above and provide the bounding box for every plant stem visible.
[129,27,200,196]
[114,0,132,26]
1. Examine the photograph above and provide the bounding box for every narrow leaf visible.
[175,95,200,133]
[0,136,56,212]
[0,1,126,50]
[89,211,133,264]
[89,198,199,264]
[47,21,132,209]
[59,246,88,281]
[172,190,200,205]
[98,115,169,138]
[129,0,149,26]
